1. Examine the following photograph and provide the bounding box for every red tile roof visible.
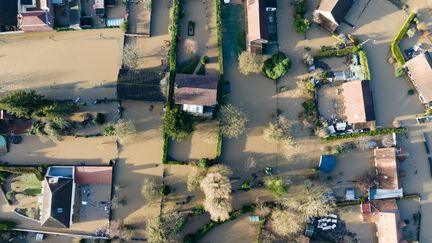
[405,52,432,103]
[74,166,113,185]
[342,80,375,124]
[374,148,399,190]
[18,11,52,32]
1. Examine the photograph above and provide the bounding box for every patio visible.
[317,84,346,121]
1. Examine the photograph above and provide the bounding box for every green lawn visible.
[11,174,42,200]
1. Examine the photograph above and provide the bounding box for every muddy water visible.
[112,101,164,236]
[0,29,123,93]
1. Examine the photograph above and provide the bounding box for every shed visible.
[305,223,314,237]
[319,155,335,173]
[0,136,7,153]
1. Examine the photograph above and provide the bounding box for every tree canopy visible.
[163,108,194,141]
[0,90,49,119]
[262,52,292,80]
[219,104,248,139]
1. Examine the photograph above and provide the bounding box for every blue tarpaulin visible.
[319,155,335,173]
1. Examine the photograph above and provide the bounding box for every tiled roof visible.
[246,0,276,44]
[377,210,403,243]
[316,0,353,24]
[41,176,73,228]
[174,74,219,106]
[342,80,375,124]
[374,147,399,190]
[405,51,432,103]
[0,0,18,29]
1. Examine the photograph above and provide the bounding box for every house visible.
[341,80,376,130]
[313,0,353,33]
[17,0,54,32]
[377,210,404,243]
[360,199,405,242]
[0,0,19,32]
[117,69,168,102]
[246,0,277,54]
[369,147,403,200]
[319,155,335,173]
[41,166,113,228]
[404,51,432,107]
[174,74,219,115]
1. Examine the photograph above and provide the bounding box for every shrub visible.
[93,113,105,125]
[394,64,406,77]
[406,28,417,38]
[295,0,306,15]
[163,108,194,141]
[197,158,212,169]
[358,50,371,80]
[265,177,289,198]
[28,121,45,136]
[262,52,292,80]
[295,15,310,33]
[390,13,416,65]
[5,191,14,201]
[103,124,115,136]
[240,181,250,191]
[160,185,171,196]
[315,46,361,59]
[201,56,209,65]
[192,205,205,215]
[201,173,232,221]
[0,221,15,230]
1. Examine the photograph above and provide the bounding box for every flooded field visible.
[1,135,116,165]
[0,29,123,99]
[112,101,164,237]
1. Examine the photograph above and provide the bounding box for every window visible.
[57,208,63,213]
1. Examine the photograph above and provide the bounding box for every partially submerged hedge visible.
[162,0,181,164]
[323,127,407,141]
[215,0,224,159]
[358,50,371,80]
[315,45,362,59]
[390,13,416,65]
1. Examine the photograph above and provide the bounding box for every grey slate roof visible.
[41,176,73,228]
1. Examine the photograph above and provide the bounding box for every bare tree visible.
[282,181,335,219]
[187,167,207,192]
[269,209,304,237]
[263,116,293,144]
[147,210,185,243]
[108,219,134,240]
[142,178,162,203]
[183,38,198,56]
[123,44,139,70]
[114,119,137,144]
[200,173,232,221]
[207,164,233,177]
[356,171,377,194]
[238,51,266,75]
[219,104,248,139]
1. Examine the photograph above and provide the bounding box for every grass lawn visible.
[11,174,42,200]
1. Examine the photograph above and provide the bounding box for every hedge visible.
[256,217,269,243]
[390,13,416,65]
[358,50,371,80]
[162,0,181,164]
[315,45,362,59]
[322,127,407,141]
[215,0,225,159]
[0,221,15,230]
